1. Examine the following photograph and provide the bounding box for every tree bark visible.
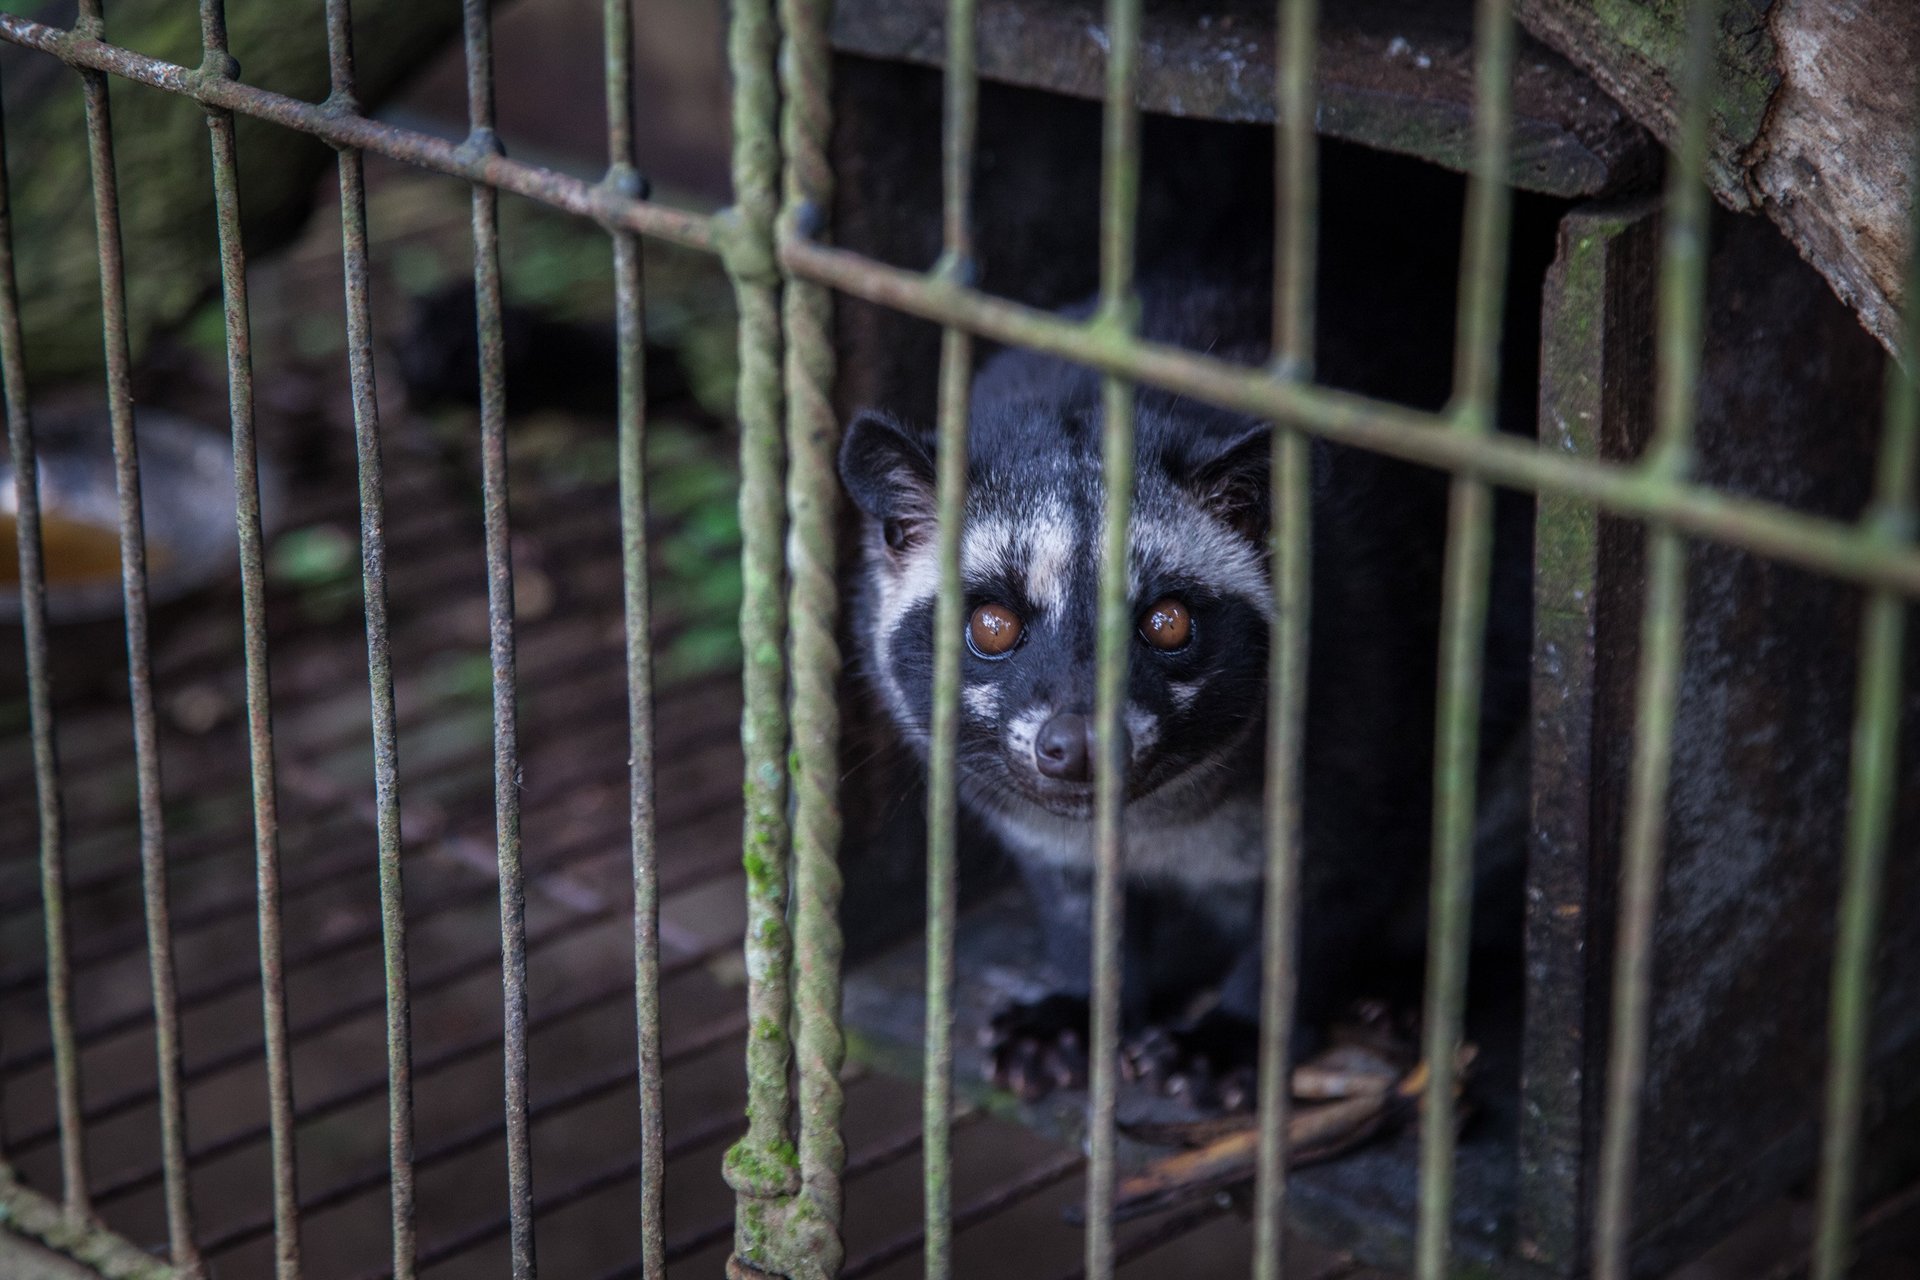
[2,0,477,383]
[1516,0,1918,360]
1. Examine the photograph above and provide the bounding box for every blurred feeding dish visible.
[1,407,279,624]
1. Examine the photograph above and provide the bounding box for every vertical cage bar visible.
[1251,0,1316,1273]
[0,66,88,1224]
[324,3,416,1274]
[458,2,536,1275]
[74,1,202,1270]
[777,0,846,1269]
[924,2,979,1276]
[1088,2,1142,1276]
[722,0,799,1269]
[601,2,664,1275]
[199,3,301,1275]
[1415,0,1514,1274]
[1593,4,1718,1277]
[1809,97,1920,1280]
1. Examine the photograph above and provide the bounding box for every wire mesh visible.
[0,1,1915,1278]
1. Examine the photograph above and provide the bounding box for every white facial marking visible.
[1124,704,1160,762]
[1131,511,1271,615]
[1006,705,1050,768]
[1169,679,1204,711]
[1023,507,1076,615]
[963,683,1000,719]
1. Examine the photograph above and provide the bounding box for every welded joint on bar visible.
[457,127,507,165]
[189,51,242,90]
[931,249,978,289]
[715,207,781,285]
[598,163,650,203]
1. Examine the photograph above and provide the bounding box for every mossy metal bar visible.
[0,12,712,254]
[324,2,416,1275]
[1593,3,1720,1277]
[779,239,1920,601]
[1253,0,1316,1274]
[74,0,201,1271]
[1089,1,1144,1276]
[1809,97,1920,1280]
[458,1,536,1276]
[723,0,801,1272]
[778,0,847,1271]
[600,0,666,1275]
[925,0,980,1274]
[1416,0,1515,1273]
[198,3,300,1275]
[0,53,88,1226]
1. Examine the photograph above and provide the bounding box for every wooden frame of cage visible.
[0,3,1914,1280]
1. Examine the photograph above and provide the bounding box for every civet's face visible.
[840,400,1273,825]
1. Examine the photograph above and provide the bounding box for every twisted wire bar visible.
[323,2,416,1275]
[1593,2,1722,1277]
[1088,1,1144,1275]
[0,68,87,1222]
[1252,0,1317,1272]
[74,0,202,1270]
[722,0,801,1271]
[599,0,666,1274]
[197,3,301,1275]
[776,0,847,1271]
[1416,0,1516,1273]
[454,2,537,1275]
[925,0,980,1273]
[1809,89,1920,1280]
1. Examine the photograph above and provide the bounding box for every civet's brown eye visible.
[968,602,1024,657]
[1139,598,1192,651]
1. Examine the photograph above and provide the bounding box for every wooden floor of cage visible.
[0,353,1361,1279]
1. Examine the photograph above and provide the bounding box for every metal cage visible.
[0,1,1915,1279]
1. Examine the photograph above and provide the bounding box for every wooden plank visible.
[830,0,1657,197]
[1521,197,1661,1277]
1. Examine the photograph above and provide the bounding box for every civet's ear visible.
[838,409,938,556]
[1187,423,1272,543]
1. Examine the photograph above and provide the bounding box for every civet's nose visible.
[1033,711,1124,783]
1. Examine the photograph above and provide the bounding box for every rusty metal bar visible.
[455,2,536,1275]
[1417,0,1515,1273]
[324,2,416,1275]
[1809,92,1920,1280]
[1593,3,1720,1277]
[0,12,711,253]
[924,0,979,1275]
[0,58,88,1223]
[778,236,1920,599]
[198,3,300,1275]
[776,0,847,1270]
[1252,0,1316,1272]
[600,0,666,1275]
[74,0,201,1270]
[1088,2,1143,1276]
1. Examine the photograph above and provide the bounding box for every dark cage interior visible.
[824,15,1920,1280]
